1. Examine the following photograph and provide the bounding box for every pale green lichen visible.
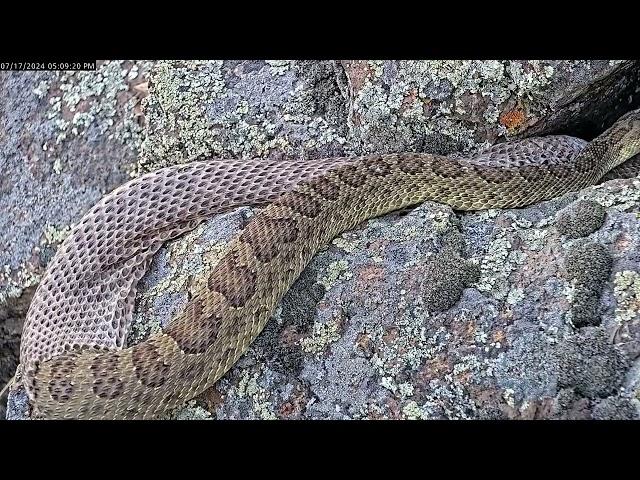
[427,208,456,234]
[380,376,397,393]
[582,179,640,212]
[319,259,353,290]
[366,301,488,417]
[477,215,550,299]
[42,224,72,245]
[370,320,444,382]
[300,318,342,355]
[505,61,555,101]
[32,80,50,98]
[137,60,228,172]
[265,60,292,76]
[506,287,525,306]
[173,401,213,420]
[518,227,549,252]
[0,264,41,304]
[357,402,389,419]
[41,61,149,159]
[233,368,277,420]
[401,400,431,420]
[477,232,516,296]
[502,387,517,408]
[52,158,63,174]
[139,60,347,174]
[423,377,479,419]
[349,60,558,154]
[613,270,640,324]
[331,233,364,254]
[398,382,415,398]
[475,209,502,222]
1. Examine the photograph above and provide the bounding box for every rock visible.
[592,396,640,420]
[555,200,607,238]
[4,60,640,419]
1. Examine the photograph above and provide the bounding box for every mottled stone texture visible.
[4,60,640,419]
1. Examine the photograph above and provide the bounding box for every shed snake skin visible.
[16,108,640,419]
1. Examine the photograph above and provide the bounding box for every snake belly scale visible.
[17,109,640,419]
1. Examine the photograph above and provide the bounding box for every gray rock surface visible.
[4,60,640,419]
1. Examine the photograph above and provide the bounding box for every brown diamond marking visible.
[337,164,363,187]
[131,339,171,388]
[179,358,209,385]
[165,299,223,354]
[472,165,506,184]
[90,351,126,399]
[310,176,341,200]
[397,154,427,174]
[275,191,322,218]
[432,158,464,179]
[208,254,258,307]
[48,377,74,403]
[240,217,300,262]
[518,164,546,183]
[362,156,392,176]
[46,353,80,403]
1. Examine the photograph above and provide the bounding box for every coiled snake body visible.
[18,109,640,419]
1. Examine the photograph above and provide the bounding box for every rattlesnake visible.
[15,109,640,419]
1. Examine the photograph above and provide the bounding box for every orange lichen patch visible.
[381,326,400,345]
[355,332,375,358]
[399,87,419,114]
[613,231,632,254]
[417,355,453,383]
[499,106,527,131]
[278,384,309,418]
[449,317,477,344]
[341,60,376,92]
[492,329,507,344]
[385,397,402,419]
[356,264,385,284]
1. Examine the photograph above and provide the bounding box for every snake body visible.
[18,109,640,419]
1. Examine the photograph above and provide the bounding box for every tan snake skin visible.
[18,109,640,419]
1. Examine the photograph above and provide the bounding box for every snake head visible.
[602,107,640,170]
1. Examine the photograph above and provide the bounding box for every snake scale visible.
[16,108,640,419]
